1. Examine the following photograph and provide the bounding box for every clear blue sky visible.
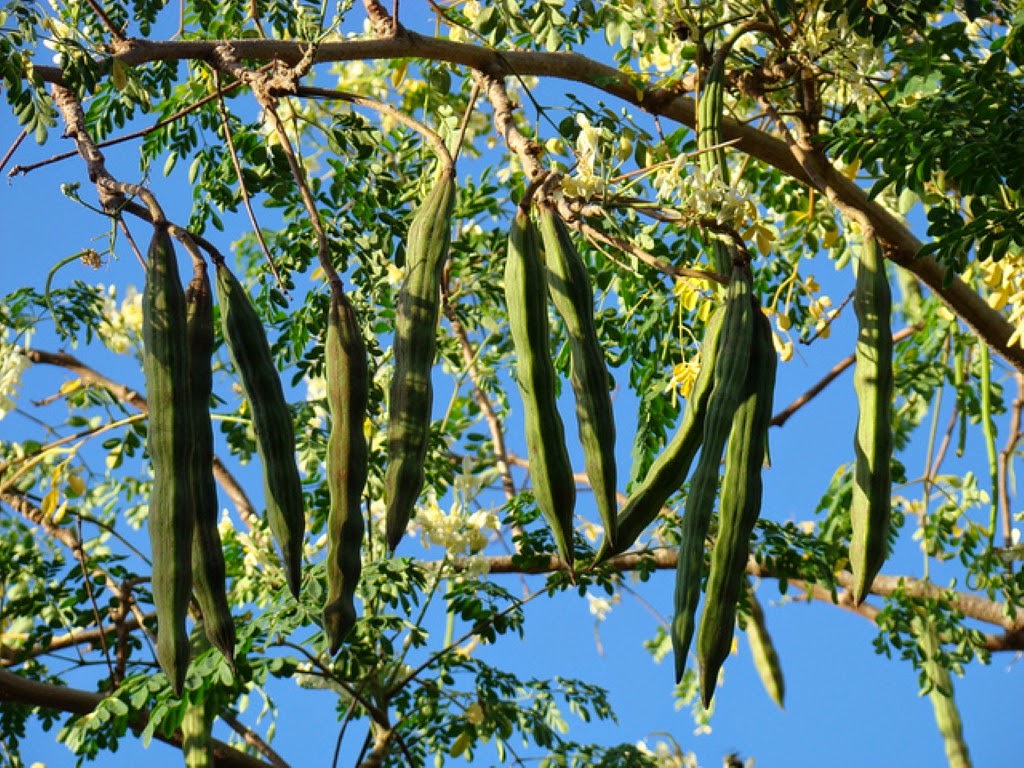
[1,25,1020,768]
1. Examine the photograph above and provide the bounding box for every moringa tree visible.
[1,1,1022,766]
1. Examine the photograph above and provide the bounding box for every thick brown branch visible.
[0,669,272,768]
[0,612,153,668]
[30,32,1019,371]
[50,83,164,221]
[463,549,1024,650]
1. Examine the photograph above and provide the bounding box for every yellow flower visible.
[669,357,701,399]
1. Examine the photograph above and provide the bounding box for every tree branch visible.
[770,325,920,427]
[451,549,1024,651]
[0,669,273,768]
[27,31,1018,371]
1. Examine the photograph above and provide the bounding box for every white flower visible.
[585,591,618,621]
[0,331,29,420]
[96,284,143,354]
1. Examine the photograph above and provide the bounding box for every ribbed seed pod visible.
[215,262,305,598]
[697,52,732,274]
[672,259,753,684]
[142,223,195,694]
[597,303,728,564]
[323,282,369,653]
[181,694,213,768]
[697,299,776,706]
[850,234,893,604]
[185,264,235,669]
[505,206,576,569]
[537,203,618,551]
[385,165,456,553]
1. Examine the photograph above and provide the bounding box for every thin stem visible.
[219,710,290,768]
[294,85,453,168]
[213,68,286,290]
[979,340,1000,547]
[0,127,27,175]
[19,347,260,530]
[442,305,515,500]
[919,339,950,581]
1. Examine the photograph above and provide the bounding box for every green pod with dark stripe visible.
[697,52,731,275]
[185,264,235,669]
[142,223,195,694]
[672,259,753,684]
[697,298,776,706]
[505,206,576,569]
[216,261,305,598]
[850,235,893,604]
[385,165,456,553]
[537,203,618,551]
[597,302,727,564]
[323,283,369,653]
[698,53,727,177]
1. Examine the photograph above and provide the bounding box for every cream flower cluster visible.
[96,284,143,355]
[414,493,499,577]
[0,331,29,420]
[654,161,753,232]
[799,11,887,111]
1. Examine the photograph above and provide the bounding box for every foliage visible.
[1,1,1023,767]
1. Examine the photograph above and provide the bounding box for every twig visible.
[0,127,27,175]
[81,0,126,41]
[50,83,165,222]
[414,547,1024,649]
[441,304,516,500]
[219,710,290,768]
[769,325,918,428]
[797,289,852,345]
[294,85,454,168]
[71,518,116,684]
[577,219,724,284]
[10,71,252,178]
[1000,372,1024,553]
[0,610,152,668]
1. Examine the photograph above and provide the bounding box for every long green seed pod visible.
[215,261,305,598]
[915,615,972,768]
[142,223,195,694]
[181,694,214,768]
[185,265,235,669]
[597,302,728,564]
[385,165,456,553]
[697,51,731,275]
[324,283,369,653]
[697,299,776,706]
[672,260,753,684]
[850,234,893,604]
[744,580,785,710]
[505,206,576,569]
[537,202,618,551]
